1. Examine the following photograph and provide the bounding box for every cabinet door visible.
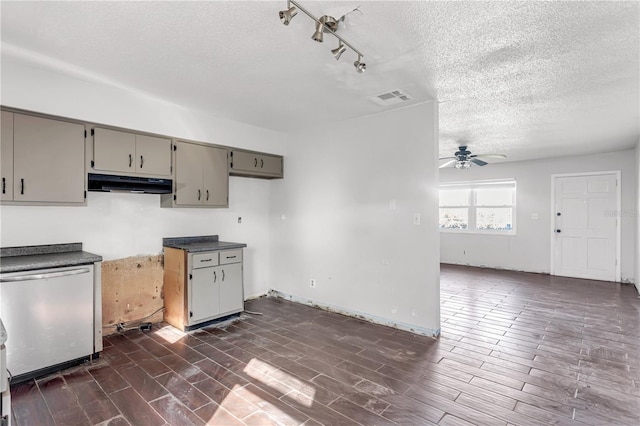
[203,146,228,207]
[93,128,135,173]
[231,150,259,173]
[189,267,219,324]
[13,114,85,203]
[175,142,204,206]
[135,134,171,176]
[258,155,283,176]
[1,111,14,201]
[219,262,243,315]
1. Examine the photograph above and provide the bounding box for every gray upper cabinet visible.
[162,141,228,208]
[92,127,171,177]
[1,112,85,205]
[1,111,14,201]
[229,149,283,179]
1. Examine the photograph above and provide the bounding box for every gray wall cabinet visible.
[161,141,228,208]
[92,127,172,177]
[230,149,283,179]
[1,111,85,205]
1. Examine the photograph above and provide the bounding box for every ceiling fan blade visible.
[439,159,457,169]
[438,156,456,160]
[470,154,507,159]
[471,158,488,166]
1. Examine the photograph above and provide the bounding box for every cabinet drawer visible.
[192,252,219,268]
[220,249,242,264]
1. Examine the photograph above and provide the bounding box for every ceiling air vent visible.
[368,89,413,106]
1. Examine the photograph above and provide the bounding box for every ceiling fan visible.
[439,146,507,169]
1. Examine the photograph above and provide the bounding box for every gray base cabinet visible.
[163,247,243,330]
[230,149,283,179]
[1,111,86,205]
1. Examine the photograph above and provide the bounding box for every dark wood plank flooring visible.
[10,264,640,425]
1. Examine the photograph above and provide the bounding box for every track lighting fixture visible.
[331,42,346,60]
[354,55,366,73]
[279,0,366,73]
[311,19,324,42]
[279,5,297,25]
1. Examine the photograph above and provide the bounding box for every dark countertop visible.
[0,243,102,274]
[163,235,247,253]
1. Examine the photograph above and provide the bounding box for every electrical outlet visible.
[310,278,316,288]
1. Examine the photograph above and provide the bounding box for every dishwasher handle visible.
[0,267,91,282]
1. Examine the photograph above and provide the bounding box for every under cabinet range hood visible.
[88,173,172,194]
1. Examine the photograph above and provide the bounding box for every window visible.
[439,180,516,233]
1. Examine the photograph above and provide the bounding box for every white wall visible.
[440,150,636,282]
[635,141,640,293]
[269,103,441,335]
[0,54,287,298]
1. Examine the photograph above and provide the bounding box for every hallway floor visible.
[10,264,640,425]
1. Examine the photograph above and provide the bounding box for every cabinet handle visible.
[222,269,225,281]
[140,155,144,168]
[2,177,5,194]
[213,271,217,283]
[20,178,24,195]
[226,255,236,259]
[198,189,201,201]
[260,158,264,168]
[206,190,209,201]
[254,158,257,167]
[129,154,132,168]
[201,258,213,262]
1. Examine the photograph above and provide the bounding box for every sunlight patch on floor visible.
[244,358,316,407]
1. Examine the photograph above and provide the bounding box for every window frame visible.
[439,179,516,235]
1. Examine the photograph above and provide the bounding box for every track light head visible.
[331,42,347,60]
[354,56,366,73]
[279,6,298,25]
[311,21,324,42]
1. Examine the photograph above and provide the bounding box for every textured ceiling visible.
[1,1,638,162]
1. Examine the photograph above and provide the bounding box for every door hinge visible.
[230,162,233,168]
[84,190,87,199]
[173,145,177,151]
[173,194,177,201]
[189,311,193,318]
[189,273,192,280]
[91,128,95,136]
[84,129,87,138]
[91,160,95,168]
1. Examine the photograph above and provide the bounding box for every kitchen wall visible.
[0,52,287,299]
[269,102,441,336]
[635,141,640,293]
[440,149,636,282]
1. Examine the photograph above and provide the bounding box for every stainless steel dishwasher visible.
[0,265,96,380]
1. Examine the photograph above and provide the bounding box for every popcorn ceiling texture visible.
[1,1,638,162]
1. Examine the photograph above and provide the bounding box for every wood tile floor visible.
[10,264,640,425]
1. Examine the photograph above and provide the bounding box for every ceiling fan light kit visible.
[278,0,366,73]
[439,146,507,169]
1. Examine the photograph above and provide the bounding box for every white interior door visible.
[552,173,619,282]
